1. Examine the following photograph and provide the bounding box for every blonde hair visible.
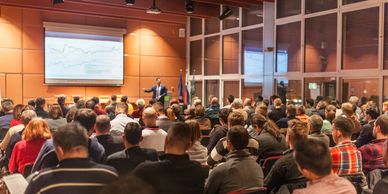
[23,118,51,141]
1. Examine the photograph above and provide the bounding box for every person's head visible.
[28,99,36,108]
[383,140,388,167]
[286,120,308,148]
[383,101,388,113]
[73,108,97,135]
[218,108,232,125]
[123,122,142,147]
[325,105,336,122]
[308,115,323,133]
[142,107,157,127]
[73,96,80,104]
[348,96,359,106]
[316,100,327,110]
[53,122,89,161]
[305,98,314,108]
[332,117,353,144]
[35,97,45,109]
[227,111,245,129]
[136,99,145,108]
[48,104,63,119]
[255,103,268,117]
[210,97,218,105]
[2,100,14,113]
[21,110,37,126]
[194,105,204,117]
[116,102,129,115]
[373,114,388,139]
[91,96,100,105]
[273,98,282,108]
[341,102,354,116]
[165,122,192,153]
[121,95,128,103]
[226,125,249,151]
[227,95,235,105]
[57,95,66,105]
[76,99,85,109]
[171,104,182,117]
[294,139,332,180]
[296,105,305,115]
[12,104,24,121]
[365,106,380,121]
[23,118,51,141]
[232,98,243,109]
[156,77,161,85]
[100,175,155,194]
[111,95,117,102]
[244,98,252,107]
[95,115,111,135]
[65,108,77,123]
[286,104,296,117]
[251,113,268,132]
[185,120,201,144]
[85,100,96,110]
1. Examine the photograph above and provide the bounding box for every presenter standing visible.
[144,77,168,105]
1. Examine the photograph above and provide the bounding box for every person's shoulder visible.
[107,150,126,161]
[141,147,158,155]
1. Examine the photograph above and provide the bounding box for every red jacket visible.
[9,138,47,174]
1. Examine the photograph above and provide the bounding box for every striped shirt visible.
[330,140,362,175]
[25,158,118,194]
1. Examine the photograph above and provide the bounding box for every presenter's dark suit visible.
[145,84,167,104]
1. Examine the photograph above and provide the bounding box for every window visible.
[205,36,220,75]
[223,6,240,30]
[205,17,220,35]
[242,79,262,100]
[193,81,203,102]
[223,81,240,105]
[343,0,367,5]
[205,80,219,105]
[305,0,337,14]
[275,79,302,104]
[342,8,379,70]
[223,33,239,74]
[342,78,379,104]
[190,17,202,36]
[384,4,388,69]
[305,14,337,72]
[242,5,263,27]
[277,0,301,18]
[304,77,336,101]
[190,40,202,75]
[276,22,301,72]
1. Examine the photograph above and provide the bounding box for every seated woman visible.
[8,118,51,174]
[46,104,67,132]
[9,104,24,128]
[185,120,207,165]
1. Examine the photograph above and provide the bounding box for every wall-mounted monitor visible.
[43,22,126,86]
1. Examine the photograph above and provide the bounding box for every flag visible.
[185,72,190,105]
[178,70,183,98]
[191,72,196,104]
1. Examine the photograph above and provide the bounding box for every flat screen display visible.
[44,31,124,86]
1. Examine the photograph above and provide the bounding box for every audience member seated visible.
[133,122,209,194]
[9,104,24,128]
[322,105,336,134]
[35,97,49,119]
[0,99,14,131]
[355,106,380,148]
[316,100,328,120]
[276,104,298,129]
[223,95,234,109]
[308,115,330,147]
[341,102,362,139]
[249,113,287,159]
[121,95,134,116]
[32,108,105,172]
[293,139,356,194]
[57,95,69,117]
[359,114,388,174]
[132,99,146,119]
[207,108,232,154]
[100,175,155,194]
[9,118,51,174]
[27,99,36,109]
[25,122,118,194]
[154,103,173,132]
[67,95,79,109]
[139,107,167,153]
[205,97,220,125]
[296,105,309,123]
[110,102,136,135]
[231,98,248,122]
[373,139,388,194]
[195,105,211,130]
[268,98,286,123]
[0,107,35,151]
[95,115,124,156]
[105,94,118,118]
[185,120,207,165]
[207,112,259,167]
[304,98,316,116]
[45,104,67,132]
[76,99,85,109]
[264,120,308,193]
[91,96,107,115]
[243,98,255,123]
[330,117,362,175]
[205,125,264,194]
[106,122,158,176]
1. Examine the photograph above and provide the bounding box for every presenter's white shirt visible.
[140,127,167,152]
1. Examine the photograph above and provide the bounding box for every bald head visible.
[142,107,157,127]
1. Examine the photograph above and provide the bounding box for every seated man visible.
[205,125,264,194]
[139,107,167,153]
[106,122,158,176]
[330,117,362,175]
[25,123,118,194]
[359,114,388,174]
[293,139,356,194]
[207,108,232,154]
[0,99,14,132]
[307,115,330,147]
[110,102,135,134]
[373,139,388,194]
[95,115,124,156]
[32,109,105,172]
[264,120,308,192]
[207,111,259,167]
[133,122,209,194]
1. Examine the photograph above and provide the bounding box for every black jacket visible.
[96,134,124,156]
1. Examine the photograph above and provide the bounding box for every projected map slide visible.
[45,36,124,82]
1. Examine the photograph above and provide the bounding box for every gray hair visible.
[21,110,37,125]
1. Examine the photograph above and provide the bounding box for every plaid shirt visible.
[358,139,387,173]
[330,140,362,175]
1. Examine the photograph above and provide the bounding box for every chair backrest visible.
[260,155,283,177]
[23,163,34,178]
[339,172,368,194]
[325,133,336,147]
[228,187,267,194]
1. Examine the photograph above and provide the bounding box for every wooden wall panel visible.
[0,6,21,25]
[0,74,6,98]
[124,55,140,76]
[22,26,44,50]
[140,56,185,77]
[121,76,140,97]
[0,49,22,73]
[6,74,22,103]
[22,50,43,73]
[0,23,22,49]
[140,35,186,57]
[22,9,42,27]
